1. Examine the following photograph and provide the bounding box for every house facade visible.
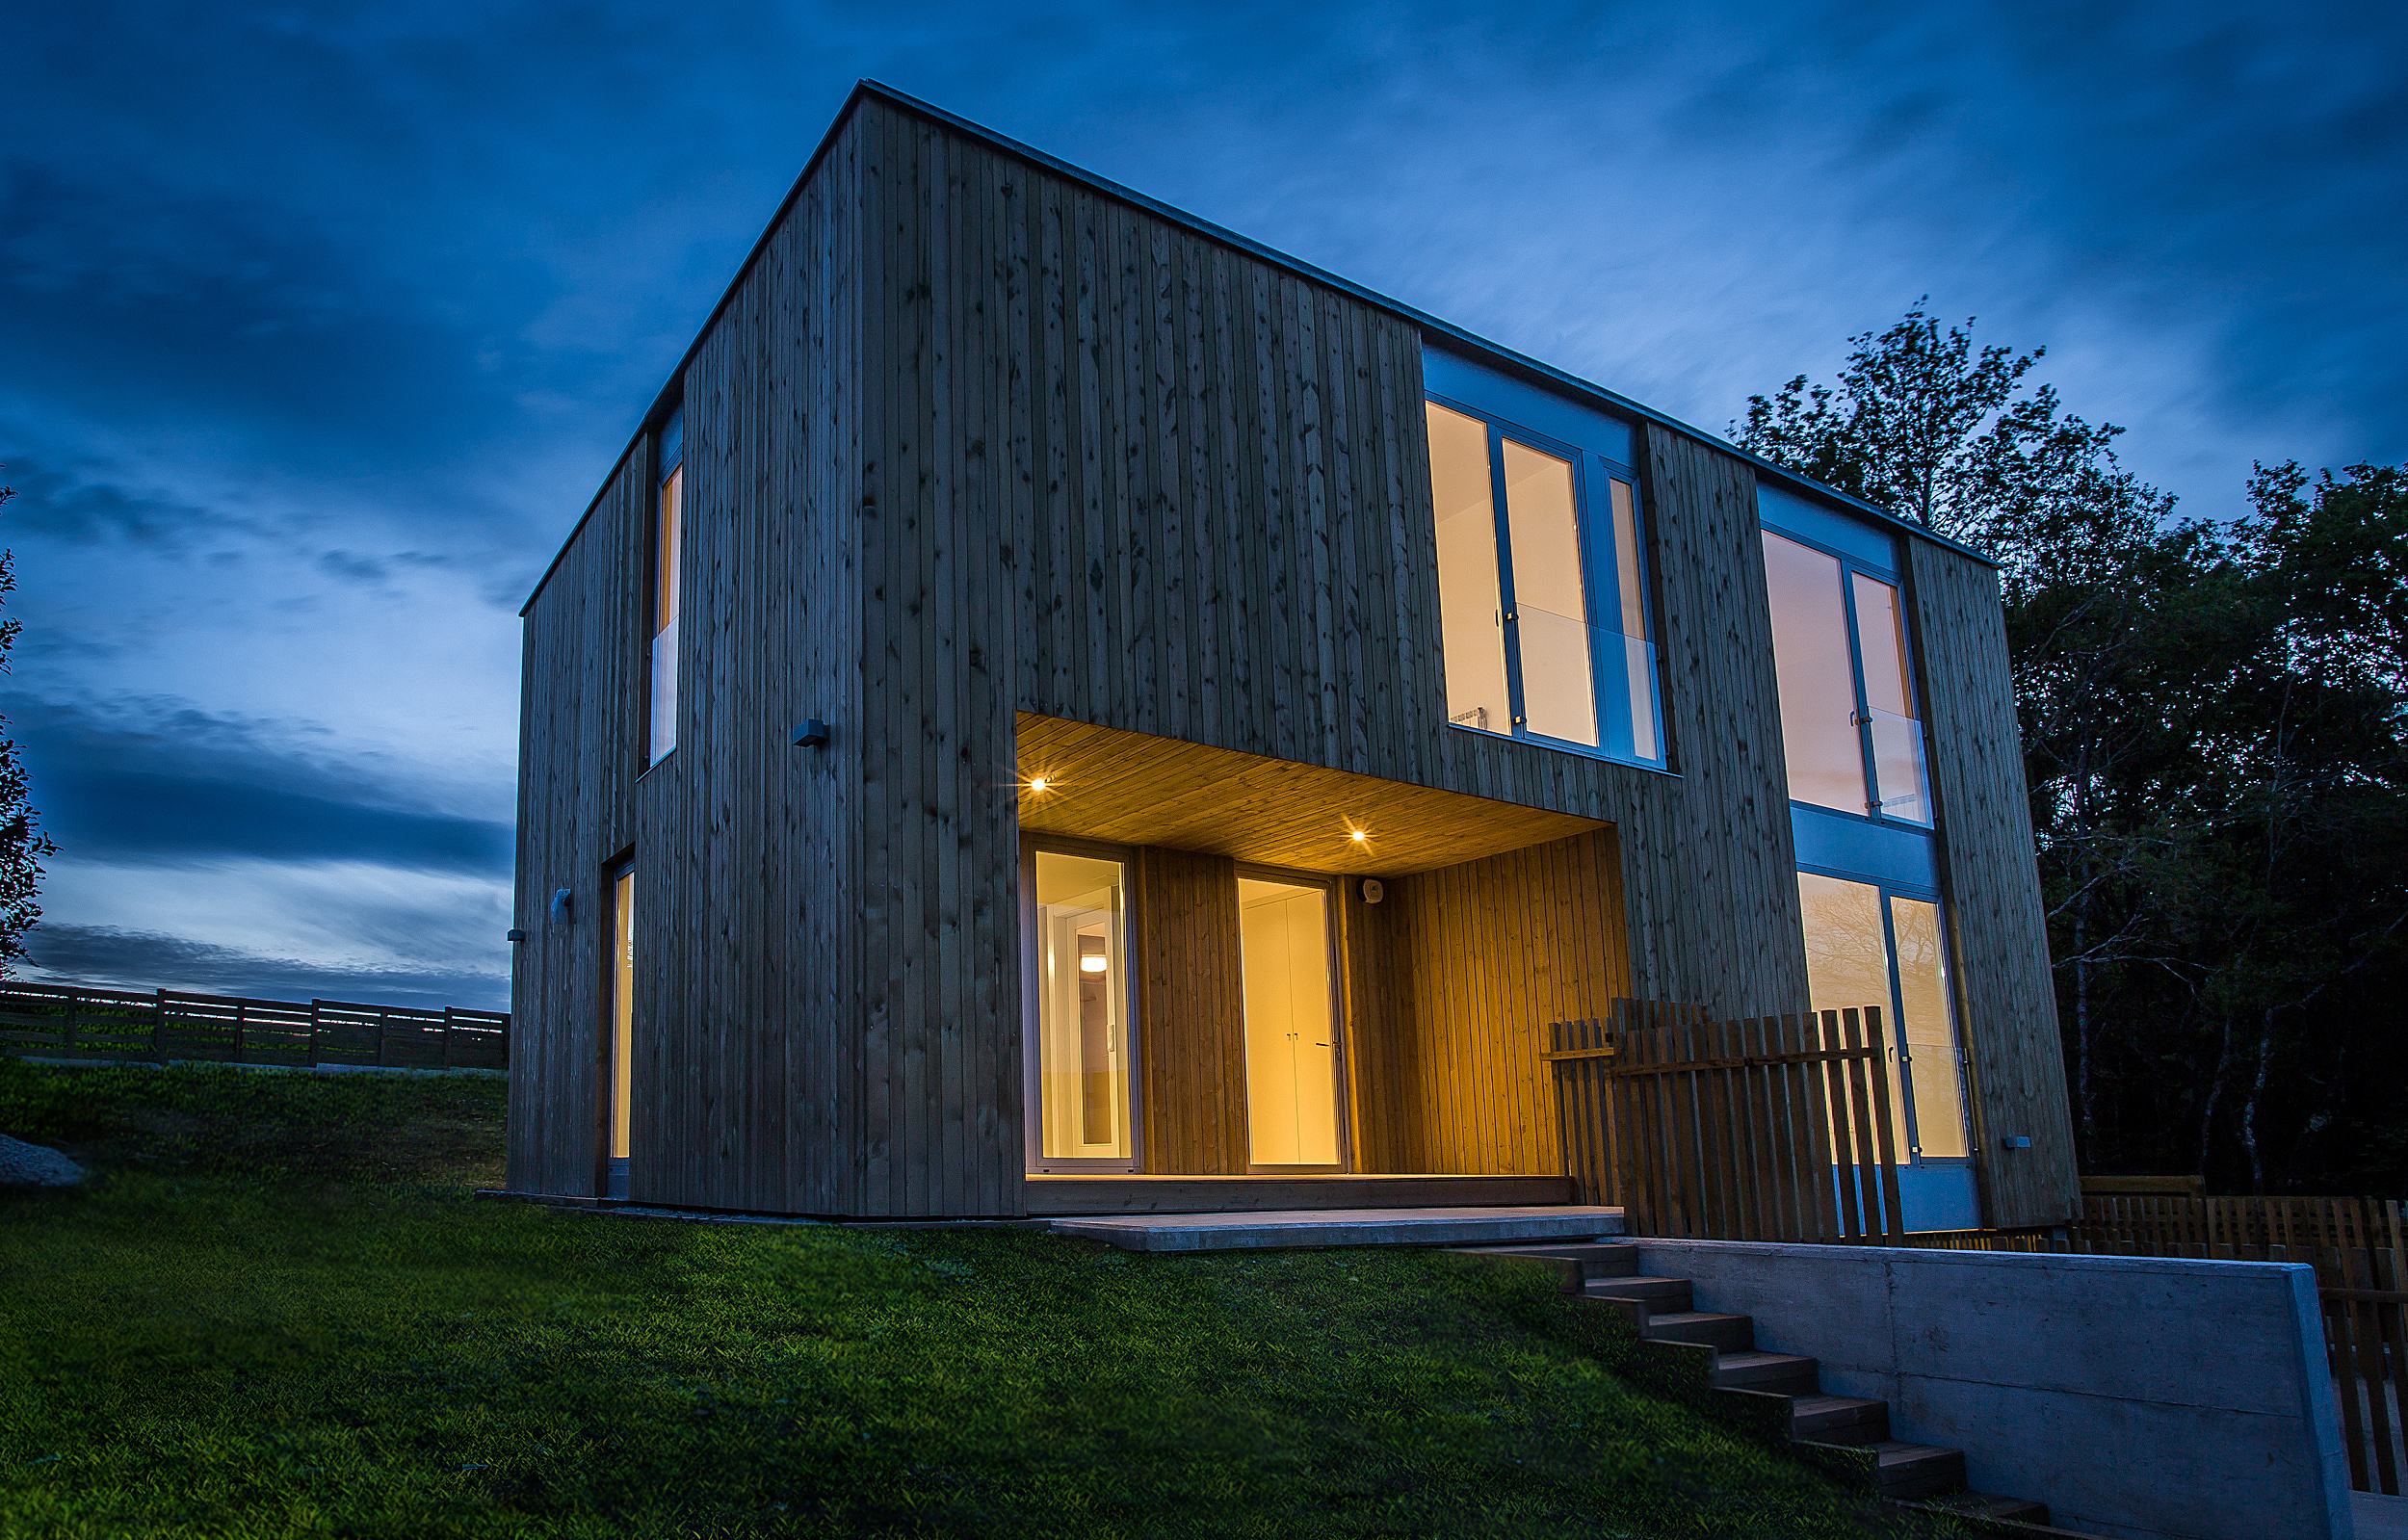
[507,83,2078,1228]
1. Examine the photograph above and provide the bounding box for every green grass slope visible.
[0,1059,1960,1539]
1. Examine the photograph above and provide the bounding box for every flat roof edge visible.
[523,79,1995,615]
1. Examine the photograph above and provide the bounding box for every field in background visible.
[0,1060,1964,1539]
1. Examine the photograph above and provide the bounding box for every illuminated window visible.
[1032,848,1133,1162]
[648,411,684,766]
[1426,399,1662,765]
[1796,871,1968,1162]
[605,863,636,1198]
[1763,528,1930,823]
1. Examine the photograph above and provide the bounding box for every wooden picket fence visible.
[1545,998,1905,1244]
[0,979,509,1072]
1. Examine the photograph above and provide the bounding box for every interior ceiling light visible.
[1349,828,1369,843]
[1028,776,1048,793]
[1080,954,1108,973]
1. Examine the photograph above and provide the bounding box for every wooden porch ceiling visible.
[1014,714,1607,875]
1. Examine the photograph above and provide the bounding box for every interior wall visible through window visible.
[1425,397,1663,767]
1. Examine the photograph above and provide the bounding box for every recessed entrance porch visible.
[1014,713,1634,1200]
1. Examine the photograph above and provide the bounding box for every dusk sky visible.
[3,1,2400,1011]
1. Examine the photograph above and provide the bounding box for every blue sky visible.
[2,0,2400,1009]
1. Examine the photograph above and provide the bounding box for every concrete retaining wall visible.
[1629,1240,2353,1540]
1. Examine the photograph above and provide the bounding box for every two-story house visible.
[507,82,2078,1232]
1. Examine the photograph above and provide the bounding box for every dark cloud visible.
[0,455,247,550]
[6,695,510,875]
[21,925,506,1012]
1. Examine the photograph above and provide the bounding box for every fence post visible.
[441,1007,455,1071]
[307,1000,322,1069]
[151,987,167,1061]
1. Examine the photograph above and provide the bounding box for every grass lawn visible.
[0,1058,1964,1538]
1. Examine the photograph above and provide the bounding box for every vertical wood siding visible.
[516,116,866,1214]
[509,450,645,1199]
[1131,846,1248,1174]
[517,91,2061,1216]
[1908,541,2080,1227]
[1351,829,1632,1174]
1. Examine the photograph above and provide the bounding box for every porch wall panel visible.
[1360,828,1632,1174]
[1907,541,2079,1228]
[1132,846,1248,1174]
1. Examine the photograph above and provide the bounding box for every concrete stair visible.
[1459,1242,2068,1530]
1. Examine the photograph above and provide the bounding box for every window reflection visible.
[1850,574,1931,824]
[1502,439,1598,747]
[1763,534,1867,815]
[1427,403,1509,735]
[1889,896,1966,1158]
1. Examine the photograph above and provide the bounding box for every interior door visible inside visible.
[1238,877,1341,1167]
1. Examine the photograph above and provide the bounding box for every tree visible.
[0,468,56,974]
[1738,313,2408,1194]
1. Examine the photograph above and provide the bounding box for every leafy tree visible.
[1739,315,2408,1194]
[0,468,56,974]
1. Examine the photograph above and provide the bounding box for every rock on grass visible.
[0,1133,84,1189]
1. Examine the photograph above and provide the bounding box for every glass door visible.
[1029,846,1135,1167]
[1236,875,1344,1169]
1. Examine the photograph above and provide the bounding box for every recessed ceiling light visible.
[1028,776,1048,793]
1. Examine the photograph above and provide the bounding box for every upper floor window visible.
[1424,393,1662,768]
[647,410,684,767]
[1761,520,1930,824]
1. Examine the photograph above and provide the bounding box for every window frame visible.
[1794,859,1971,1165]
[642,408,685,771]
[1426,388,1667,770]
[1019,832,1146,1175]
[1762,522,1935,829]
[1231,862,1353,1176]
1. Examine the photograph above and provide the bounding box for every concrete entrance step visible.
[1050,1205,1625,1253]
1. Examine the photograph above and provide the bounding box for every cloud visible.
[6,694,511,875]
[0,455,249,550]
[18,925,507,1013]
[23,855,513,1012]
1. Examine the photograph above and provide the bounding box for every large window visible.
[1797,871,1969,1162]
[647,411,684,767]
[1762,528,1929,823]
[1426,398,1662,766]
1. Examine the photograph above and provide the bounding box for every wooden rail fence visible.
[1545,998,1905,1244]
[0,980,509,1072]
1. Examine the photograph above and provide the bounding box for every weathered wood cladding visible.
[509,444,645,1199]
[511,114,866,1214]
[1130,846,1248,1175]
[1907,542,2080,1227]
[1348,830,1633,1175]
[850,95,1807,1026]
[630,111,865,1216]
[515,89,2070,1221]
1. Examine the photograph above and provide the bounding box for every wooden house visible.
[508,82,2078,1231]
